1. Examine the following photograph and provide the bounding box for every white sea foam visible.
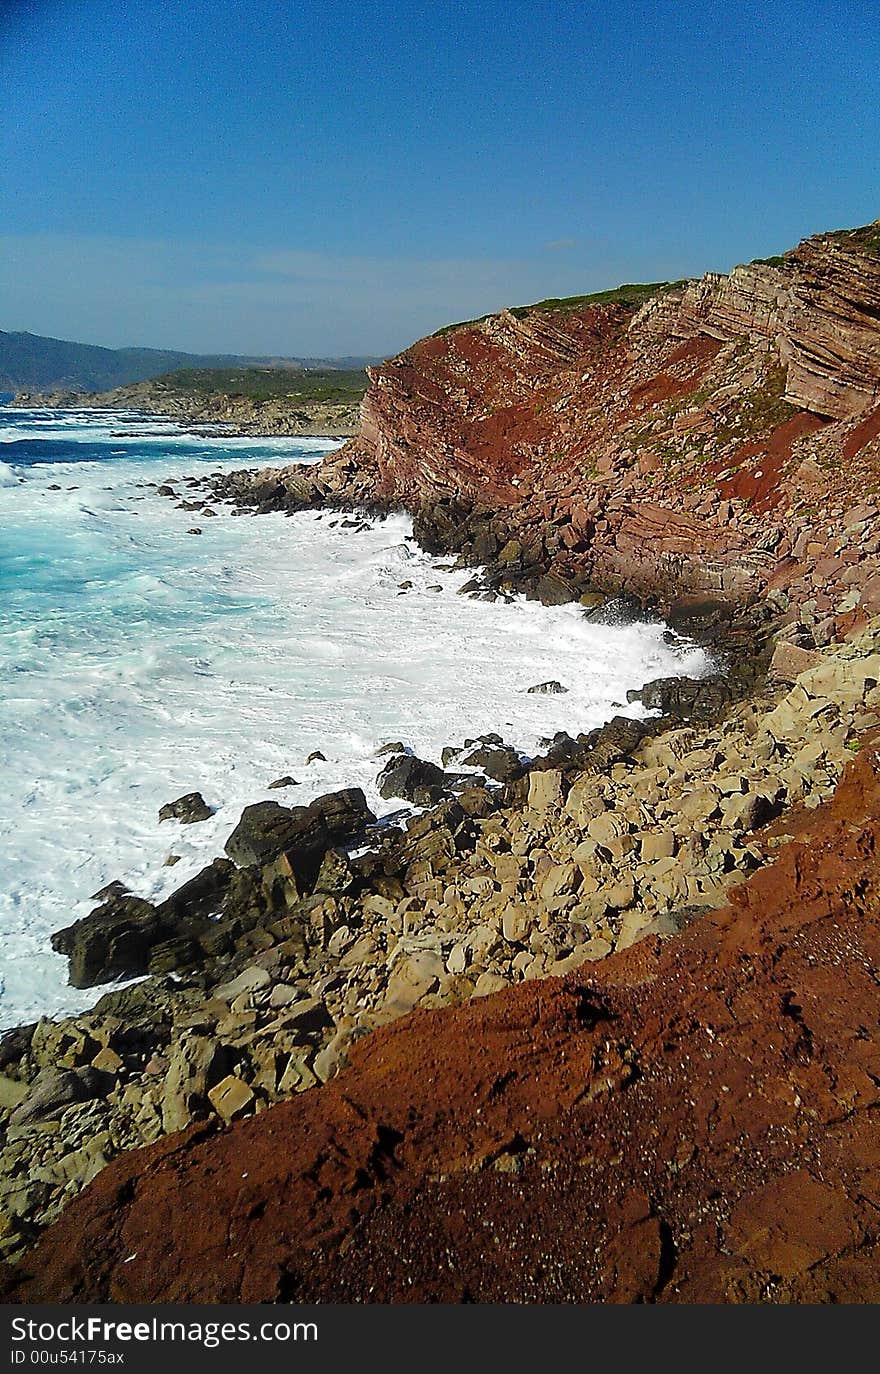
[0,406,712,1027]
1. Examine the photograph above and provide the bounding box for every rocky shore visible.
[3,219,880,1301]
[10,378,362,438]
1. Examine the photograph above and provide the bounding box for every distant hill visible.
[0,329,379,395]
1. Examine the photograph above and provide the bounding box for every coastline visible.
[9,382,362,439]
[3,220,880,1298]
[0,435,832,1268]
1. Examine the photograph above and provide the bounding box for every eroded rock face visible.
[784,228,880,418]
[6,220,880,1294]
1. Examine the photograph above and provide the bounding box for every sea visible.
[0,402,712,1028]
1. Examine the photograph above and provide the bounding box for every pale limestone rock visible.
[528,769,563,811]
[208,1075,254,1123]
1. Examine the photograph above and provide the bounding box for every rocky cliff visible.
[4,220,880,1303]
[210,222,880,643]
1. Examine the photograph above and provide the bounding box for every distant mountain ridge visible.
[0,329,379,395]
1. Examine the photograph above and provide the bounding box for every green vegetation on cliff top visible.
[152,366,369,405]
[434,279,685,337]
[829,221,880,255]
[509,280,685,317]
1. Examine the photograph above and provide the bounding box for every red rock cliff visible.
[337,222,880,616]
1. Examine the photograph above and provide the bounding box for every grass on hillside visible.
[830,222,880,255]
[508,280,685,318]
[152,366,369,405]
[434,280,684,337]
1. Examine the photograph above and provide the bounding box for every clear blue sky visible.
[1,0,878,357]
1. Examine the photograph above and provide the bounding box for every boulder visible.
[225,789,375,868]
[213,966,271,1003]
[628,675,734,722]
[460,744,523,783]
[51,894,162,989]
[528,769,564,811]
[158,792,214,825]
[161,1035,229,1134]
[535,572,576,606]
[376,754,448,803]
[527,680,568,694]
[225,801,325,868]
[379,951,444,1020]
[769,640,823,684]
[310,788,376,838]
[207,1076,254,1123]
[0,1075,29,1112]
[158,859,234,921]
[9,1067,111,1127]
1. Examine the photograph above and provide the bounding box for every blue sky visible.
[1,0,878,356]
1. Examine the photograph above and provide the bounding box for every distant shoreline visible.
[9,372,365,439]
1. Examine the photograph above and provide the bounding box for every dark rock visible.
[158,791,214,824]
[527,680,568,694]
[53,858,236,989]
[283,997,334,1033]
[267,776,299,789]
[51,894,162,989]
[376,754,448,803]
[583,594,645,625]
[310,788,377,839]
[158,859,234,922]
[374,741,406,758]
[666,596,729,639]
[534,572,576,606]
[225,790,375,869]
[225,801,324,869]
[627,674,734,722]
[0,1023,35,1072]
[459,745,524,783]
[90,880,130,902]
[581,715,651,768]
[306,750,327,764]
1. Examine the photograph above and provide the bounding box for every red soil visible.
[843,405,880,462]
[715,413,826,512]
